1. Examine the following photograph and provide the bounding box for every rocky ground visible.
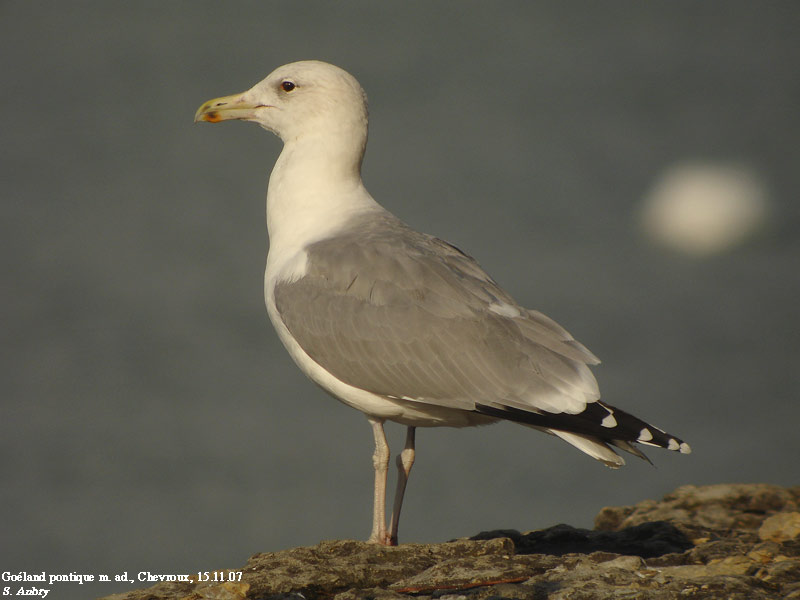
[103,483,800,600]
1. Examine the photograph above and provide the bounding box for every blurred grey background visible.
[2,2,799,598]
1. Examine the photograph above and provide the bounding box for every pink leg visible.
[367,417,391,545]
[389,426,416,545]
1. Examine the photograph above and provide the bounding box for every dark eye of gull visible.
[281,81,296,92]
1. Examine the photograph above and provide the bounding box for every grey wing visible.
[273,219,601,417]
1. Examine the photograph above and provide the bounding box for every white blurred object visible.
[640,162,770,256]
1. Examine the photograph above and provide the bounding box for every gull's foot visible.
[367,532,396,546]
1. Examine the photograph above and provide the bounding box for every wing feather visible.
[273,214,600,417]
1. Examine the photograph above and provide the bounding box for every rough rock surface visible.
[102,484,800,600]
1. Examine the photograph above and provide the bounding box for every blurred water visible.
[2,2,799,598]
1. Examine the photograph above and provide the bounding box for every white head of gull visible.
[195,60,690,546]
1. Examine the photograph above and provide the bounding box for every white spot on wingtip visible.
[679,442,692,454]
[668,438,680,451]
[639,427,654,442]
[601,413,617,428]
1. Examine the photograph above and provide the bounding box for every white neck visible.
[265,133,384,266]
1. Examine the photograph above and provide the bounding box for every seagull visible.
[194,60,691,546]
